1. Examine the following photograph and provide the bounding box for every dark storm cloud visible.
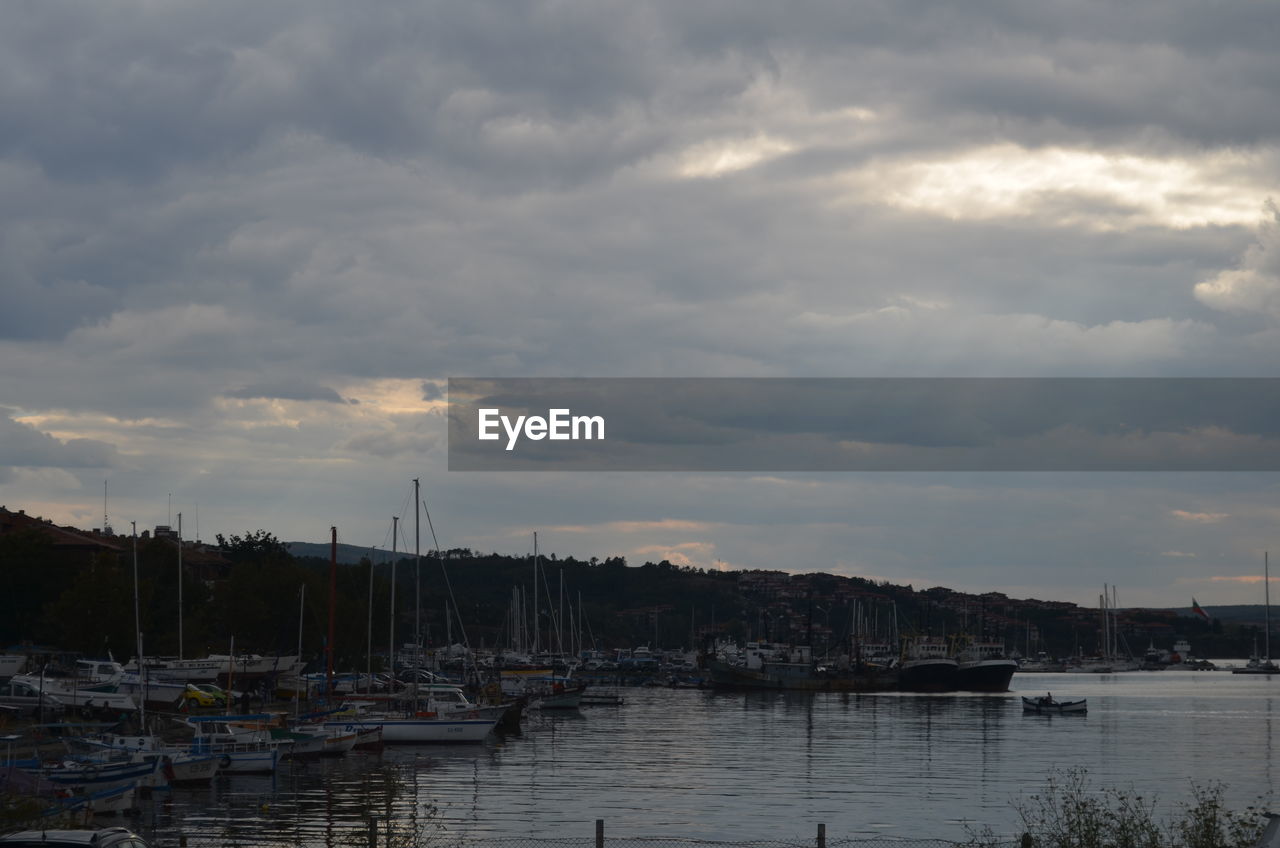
[1,0,1277,605]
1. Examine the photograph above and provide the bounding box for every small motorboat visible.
[1022,693,1087,714]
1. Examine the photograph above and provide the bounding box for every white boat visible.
[0,654,28,679]
[353,726,384,748]
[270,728,327,757]
[11,667,138,713]
[159,751,219,783]
[1022,693,1088,714]
[376,682,511,721]
[206,653,304,678]
[117,673,188,708]
[320,730,358,756]
[203,746,282,774]
[123,656,221,682]
[186,714,290,771]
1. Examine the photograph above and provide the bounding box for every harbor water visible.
[131,670,1277,843]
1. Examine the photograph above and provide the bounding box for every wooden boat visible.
[320,730,358,756]
[352,726,384,748]
[73,734,218,785]
[33,757,160,794]
[1022,693,1087,714]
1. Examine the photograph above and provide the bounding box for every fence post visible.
[817,823,826,848]
[596,818,604,848]
[368,816,377,848]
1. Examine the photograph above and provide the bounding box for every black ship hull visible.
[897,658,958,692]
[956,659,1017,692]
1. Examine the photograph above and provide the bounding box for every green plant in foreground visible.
[967,768,1270,848]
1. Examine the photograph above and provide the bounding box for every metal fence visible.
[147,820,1014,848]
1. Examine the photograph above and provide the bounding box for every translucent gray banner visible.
[446,378,1280,471]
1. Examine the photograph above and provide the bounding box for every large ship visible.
[704,641,897,692]
[954,640,1017,692]
[897,636,958,692]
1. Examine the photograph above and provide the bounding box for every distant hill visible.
[1168,604,1272,623]
[285,541,400,564]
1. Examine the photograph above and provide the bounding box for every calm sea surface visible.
[131,670,1278,844]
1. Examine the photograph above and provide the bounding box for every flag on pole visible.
[1191,598,1210,621]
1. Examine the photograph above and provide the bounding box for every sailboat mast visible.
[533,532,540,657]
[367,546,375,693]
[390,516,398,674]
[327,526,337,697]
[413,478,421,706]
[132,522,144,728]
[297,584,305,670]
[177,513,184,659]
[1266,551,1272,662]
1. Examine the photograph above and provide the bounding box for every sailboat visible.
[322,480,498,744]
[1233,552,1278,675]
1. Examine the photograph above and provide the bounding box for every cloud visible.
[0,412,117,470]
[1161,551,1196,558]
[1170,510,1228,523]
[2,0,1279,611]
[1194,202,1280,318]
[224,382,345,403]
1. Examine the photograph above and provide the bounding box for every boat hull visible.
[324,716,496,744]
[704,659,897,692]
[957,659,1017,692]
[1021,696,1087,714]
[897,659,958,693]
[163,753,219,784]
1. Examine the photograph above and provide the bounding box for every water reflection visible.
[138,674,1280,843]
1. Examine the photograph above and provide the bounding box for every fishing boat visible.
[1022,693,1087,714]
[898,636,958,692]
[955,640,1018,692]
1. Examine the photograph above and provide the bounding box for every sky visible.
[1,0,1279,609]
